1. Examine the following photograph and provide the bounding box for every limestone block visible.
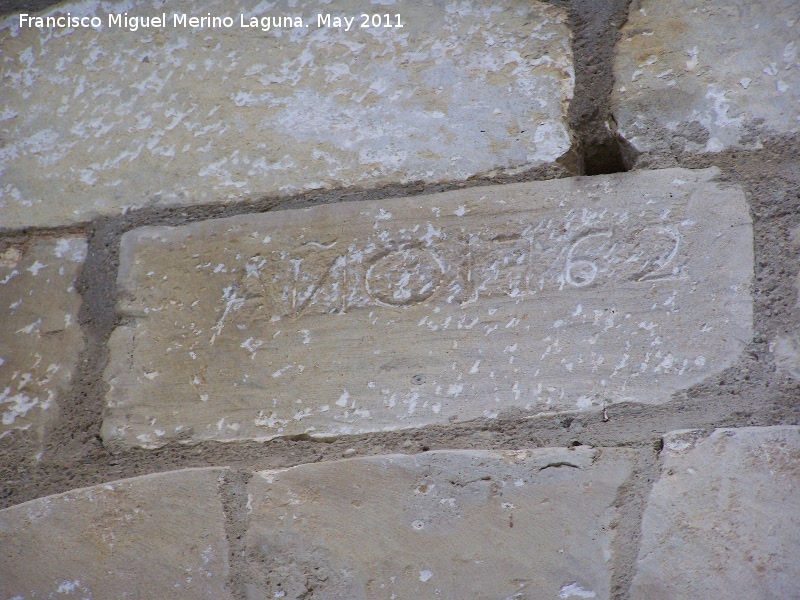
[0,468,232,599]
[244,448,634,599]
[0,235,86,457]
[102,168,753,449]
[0,0,573,229]
[631,427,800,599]
[613,0,800,154]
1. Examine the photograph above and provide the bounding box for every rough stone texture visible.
[771,223,800,380]
[102,167,753,449]
[0,235,86,458]
[631,426,800,599]
[0,0,573,229]
[1,0,799,593]
[244,448,634,599]
[613,0,800,155]
[0,467,232,599]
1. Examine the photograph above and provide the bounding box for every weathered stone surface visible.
[0,235,86,457]
[771,223,800,380]
[613,0,800,155]
[244,448,633,599]
[0,0,573,230]
[631,427,800,599]
[102,168,753,449]
[0,468,232,599]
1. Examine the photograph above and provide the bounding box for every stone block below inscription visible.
[103,168,752,449]
[0,468,232,599]
[244,448,634,599]
[631,427,800,599]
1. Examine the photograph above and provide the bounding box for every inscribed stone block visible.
[103,168,752,448]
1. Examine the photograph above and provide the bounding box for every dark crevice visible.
[584,127,640,175]
[565,0,637,175]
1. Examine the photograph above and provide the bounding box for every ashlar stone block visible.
[102,168,753,449]
[0,235,86,457]
[632,426,800,599]
[244,448,634,599]
[614,0,800,155]
[0,468,233,599]
[0,0,573,229]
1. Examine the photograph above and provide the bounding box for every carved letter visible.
[366,246,446,308]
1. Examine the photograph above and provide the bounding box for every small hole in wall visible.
[584,139,628,175]
[581,119,638,176]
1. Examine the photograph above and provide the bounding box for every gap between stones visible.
[608,444,660,600]
[219,469,253,600]
[562,0,638,175]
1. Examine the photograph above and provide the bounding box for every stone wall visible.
[1,0,798,598]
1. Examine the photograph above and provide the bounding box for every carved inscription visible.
[105,169,753,449]
[238,219,685,322]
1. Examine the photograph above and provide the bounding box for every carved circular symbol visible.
[366,248,445,307]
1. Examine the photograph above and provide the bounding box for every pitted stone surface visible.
[613,0,800,155]
[102,168,752,449]
[631,427,800,599]
[0,0,573,230]
[0,235,86,457]
[0,468,232,599]
[244,448,633,599]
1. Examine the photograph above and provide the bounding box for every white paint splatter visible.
[1,388,38,425]
[336,390,350,407]
[56,580,81,593]
[26,260,46,276]
[558,583,596,598]
[241,337,264,358]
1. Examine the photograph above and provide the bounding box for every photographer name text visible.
[18,12,404,33]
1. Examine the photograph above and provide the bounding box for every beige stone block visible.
[613,0,800,154]
[0,236,86,457]
[0,468,232,599]
[632,427,800,599]
[102,168,753,449]
[244,448,634,599]
[0,0,573,229]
